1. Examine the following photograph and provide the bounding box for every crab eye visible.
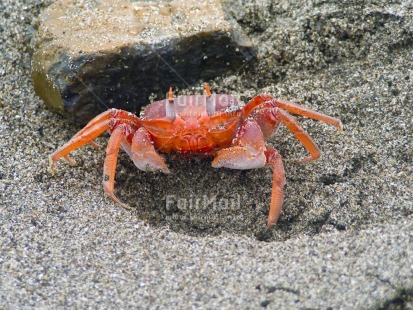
[206,93,216,116]
[165,87,176,121]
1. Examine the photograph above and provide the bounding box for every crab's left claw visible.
[212,119,286,230]
[212,120,266,169]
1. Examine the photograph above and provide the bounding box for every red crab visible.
[50,83,342,229]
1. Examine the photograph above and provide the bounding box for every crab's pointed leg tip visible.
[264,221,276,233]
[49,156,56,176]
[121,203,132,210]
[337,121,343,134]
[266,218,276,229]
[89,141,101,148]
[64,155,77,166]
[105,191,132,210]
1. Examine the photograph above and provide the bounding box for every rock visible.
[32,0,253,124]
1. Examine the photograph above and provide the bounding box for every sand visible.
[1,0,412,308]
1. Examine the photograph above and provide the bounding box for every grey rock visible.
[32,0,253,124]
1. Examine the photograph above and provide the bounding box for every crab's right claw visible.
[131,127,170,174]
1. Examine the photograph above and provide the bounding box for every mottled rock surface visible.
[32,0,253,123]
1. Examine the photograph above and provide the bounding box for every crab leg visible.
[71,109,141,140]
[242,94,274,117]
[102,124,131,209]
[70,109,113,141]
[248,105,322,163]
[265,147,285,229]
[50,109,142,174]
[49,119,111,175]
[275,108,322,163]
[273,98,343,132]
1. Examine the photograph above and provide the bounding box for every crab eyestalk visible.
[165,86,176,121]
[204,83,211,96]
[204,83,216,116]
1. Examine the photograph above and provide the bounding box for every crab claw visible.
[212,120,266,169]
[131,128,170,174]
[212,146,266,169]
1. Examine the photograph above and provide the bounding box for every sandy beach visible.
[1,0,412,308]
